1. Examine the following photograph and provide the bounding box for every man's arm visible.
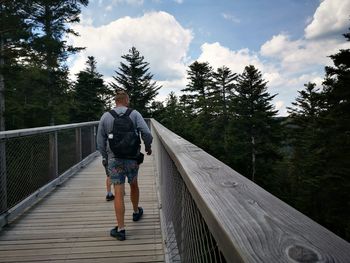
[97,113,108,159]
[134,112,153,155]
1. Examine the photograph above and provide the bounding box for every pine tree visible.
[316,29,350,240]
[110,47,161,116]
[211,66,237,161]
[182,61,213,116]
[181,61,214,149]
[0,0,33,130]
[71,56,112,122]
[286,82,324,215]
[229,65,281,186]
[29,0,88,125]
[161,92,185,134]
[212,66,237,120]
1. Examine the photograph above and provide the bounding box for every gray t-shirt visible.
[97,106,153,159]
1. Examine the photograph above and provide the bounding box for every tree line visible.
[1,1,349,242]
[150,32,350,242]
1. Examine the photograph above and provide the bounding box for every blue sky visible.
[68,0,350,115]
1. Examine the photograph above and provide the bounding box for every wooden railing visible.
[0,121,99,228]
[1,119,350,262]
[150,118,350,262]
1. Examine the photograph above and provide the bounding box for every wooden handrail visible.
[0,121,99,140]
[150,118,350,262]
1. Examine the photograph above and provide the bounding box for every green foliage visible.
[29,0,88,125]
[0,0,34,130]
[110,47,161,116]
[2,0,89,128]
[70,56,113,122]
[30,0,88,67]
[286,30,350,240]
[228,65,281,186]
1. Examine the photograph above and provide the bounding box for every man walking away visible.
[97,90,153,241]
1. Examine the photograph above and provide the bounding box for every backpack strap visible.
[108,108,134,118]
[108,110,118,119]
[124,108,134,116]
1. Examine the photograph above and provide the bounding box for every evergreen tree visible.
[110,47,161,116]
[229,65,281,186]
[212,66,237,120]
[71,56,112,122]
[182,61,213,116]
[161,92,184,133]
[29,0,88,125]
[181,61,214,149]
[148,101,165,121]
[211,66,237,161]
[316,29,350,239]
[0,0,33,130]
[286,82,325,216]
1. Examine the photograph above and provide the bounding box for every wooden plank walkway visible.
[0,154,165,263]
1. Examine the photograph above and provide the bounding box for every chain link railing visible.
[150,119,226,263]
[0,122,98,216]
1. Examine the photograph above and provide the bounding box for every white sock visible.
[107,191,113,196]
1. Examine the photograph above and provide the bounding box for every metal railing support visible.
[75,127,82,163]
[0,140,6,212]
[49,132,58,180]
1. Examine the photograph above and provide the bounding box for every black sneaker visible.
[133,207,143,221]
[106,194,115,201]
[110,227,126,241]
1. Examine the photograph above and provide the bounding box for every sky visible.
[68,0,350,116]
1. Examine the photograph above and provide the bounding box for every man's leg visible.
[113,183,125,229]
[130,176,143,221]
[106,176,111,192]
[130,177,139,213]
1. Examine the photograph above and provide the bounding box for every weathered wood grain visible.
[151,118,350,263]
[0,154,165,262]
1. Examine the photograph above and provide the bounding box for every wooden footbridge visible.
[0,120,349,262]
[0,155,163,262]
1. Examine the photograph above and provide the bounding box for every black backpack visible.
[108,108,141,159]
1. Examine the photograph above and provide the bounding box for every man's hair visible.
[115,90,129,103]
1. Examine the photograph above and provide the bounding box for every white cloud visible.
[275,100,285,115]
[260,33,349,74]
[260,34,302,58]
[222,13,240,24]
[197,42,264,74]
[156,77,187,101]
[305,0,350,40]
[69,11,193,83]
[107,0,144,6]
[174,0,183,4]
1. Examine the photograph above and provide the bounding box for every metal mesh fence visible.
[82,126,93,159]
[5,134,50,210]
[153,126,226,263]
[0,122,98,215]
[57,129,76,175]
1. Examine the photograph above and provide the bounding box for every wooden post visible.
[75,128,82,163]
[49,132,58,180]
[91,126,96,153]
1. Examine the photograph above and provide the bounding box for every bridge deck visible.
[0,155,165,263]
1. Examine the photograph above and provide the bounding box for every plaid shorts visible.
[107,158,139,185]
